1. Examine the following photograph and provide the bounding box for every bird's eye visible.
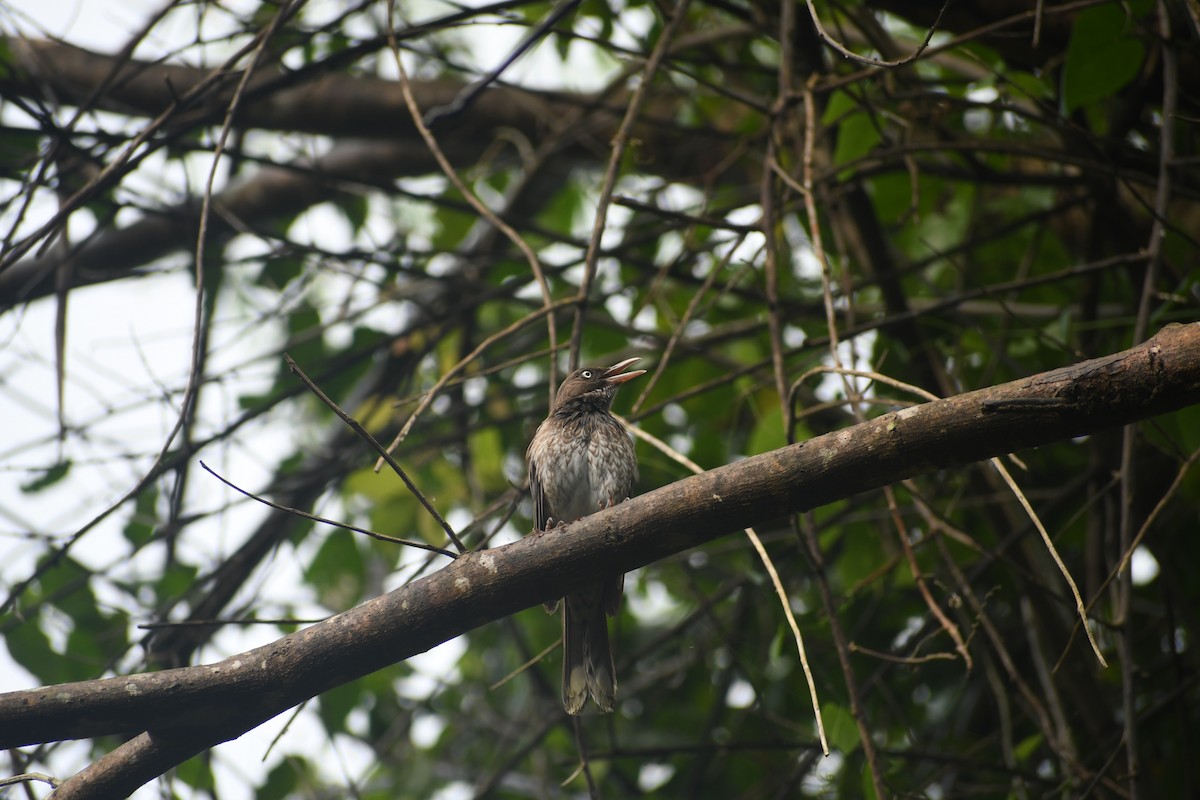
[580,370,593,379]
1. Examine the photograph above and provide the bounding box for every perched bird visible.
[527,357,645,714]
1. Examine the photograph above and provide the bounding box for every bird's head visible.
[552,357,646,410]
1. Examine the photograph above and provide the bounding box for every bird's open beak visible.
[602,357,646,384]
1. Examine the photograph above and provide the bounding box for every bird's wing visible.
[529,453,549,532]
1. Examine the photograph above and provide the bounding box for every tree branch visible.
[3,323,1199,799]
[0,35,739,307]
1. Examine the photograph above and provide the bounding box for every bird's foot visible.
[599,496,631,511]
[536,517,571,535]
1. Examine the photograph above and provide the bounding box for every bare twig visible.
[284,353,465,553]
[137,617,330,629]
[799,514,883,793]
[803,0,957,68]
[199,460,457,558]
[569,0,695,369]
[624,420,829,755]
[990,457,1106,667]
[630,234,750,413]
[378,297,575,464]
[884,485,973,669]
[0,772,61,789]
[384,2,559,402]
[788,363,1107,667]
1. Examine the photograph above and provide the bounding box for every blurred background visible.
[1,0,1197,797]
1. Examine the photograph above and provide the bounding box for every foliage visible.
[0,0,1197,797]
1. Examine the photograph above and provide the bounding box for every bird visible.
[527,357,645,714]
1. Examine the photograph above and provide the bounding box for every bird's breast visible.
[531,415,637,523]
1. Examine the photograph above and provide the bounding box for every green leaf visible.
[259,255,304,289]
[861,756,880,800]
[747,406,785,455]
[832,110,882,172]
[258,759,303,800]
[345,464,402,504]
[1062,4,1145,112]
[175,753,215,791]
[823,90,882,176]
[64,625,110,679]
[5,616,70,684]
[123,486,159,548]
[38,557,97,622]
[334,193,369,235]
[282,303,328,377]
[823,702,860,753]
[20,460,71,493]
[469,426,505,490]
[1014,732,1044,762]
[430,202,474,251]
[0,127,41,173]
[317,680,363,734]
[868,172,914,224]
[304,532,365,608]
[821,89,856,126]
[153,562,200,606]
[1007,70,1053,102]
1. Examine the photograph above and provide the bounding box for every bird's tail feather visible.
[562,601,588,714]
[563,590,616,714]
[584,610,616,712]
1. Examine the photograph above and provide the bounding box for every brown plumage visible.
[527,357,644,714]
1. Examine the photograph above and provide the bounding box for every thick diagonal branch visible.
[3,323,1199,799]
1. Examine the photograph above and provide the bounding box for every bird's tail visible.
[563,589,616,714]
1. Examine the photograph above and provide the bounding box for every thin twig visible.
[799,515,883,791]
[1115,447,1198,579]
[884,485,974,669]
[792,365,938,404]
[138,617,330,629]
[570,716,601,798]
[490,638,561,690]
[788,362,1107,667]
[798,77,858,408]
[990,457,1105,666]
[378,297,575,464]
[263,701,308,763]
[569,0,695,369]
[630,233,749,413]
[934,534,1099,788]
[623,420,829,755]
[384,2,558,402]
[848,642,959,665]
[802,0,952,68]
[1113,6,1177,792]
[199,460,457,558]
[284,354,465,553]
[422,0,585,127]
[0,773,61,789]
[1055,446,1200,674]
[760,0,792,412]
[0,2,298,618]
[743,525,829,755]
